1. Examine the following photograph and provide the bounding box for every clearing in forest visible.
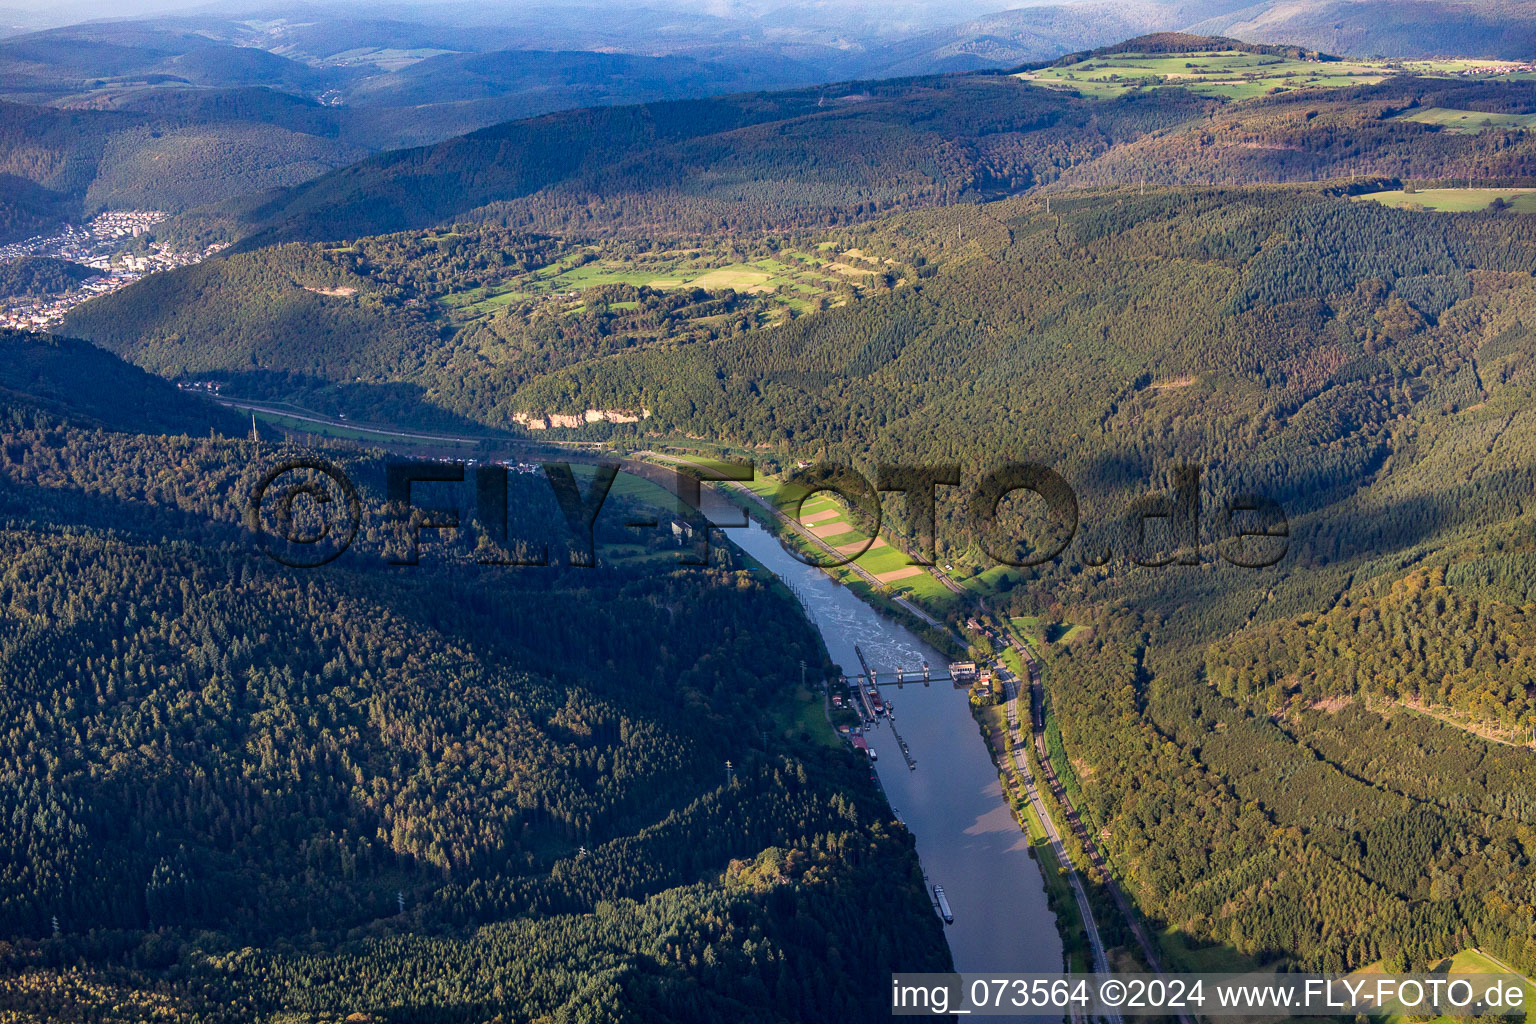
[1354,188,1536,213]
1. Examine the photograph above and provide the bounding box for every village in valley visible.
[0,211,225,330]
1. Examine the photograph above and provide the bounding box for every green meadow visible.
[1019,50,1394,100]
[1394,106,1536,133]
[734,476,954,603]
[1355,187,1536,212]
[1019,51,1523,101]
[438,244,876,319]
[1349,947,1536,1024]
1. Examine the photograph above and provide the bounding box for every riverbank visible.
[975,701,1094,973]
[722,516,1065,974]
[705,475,969,659]
[217,400,1072,973]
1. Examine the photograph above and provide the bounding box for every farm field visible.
[1354,187,1536,212]
[328,46,460,69]
[736,476,954,603]
[1393,106,1536,132]
[1018,51,1527,101]
[1350,948,1536,1024]
[1018,50,1392,99]
[437,243,881,320]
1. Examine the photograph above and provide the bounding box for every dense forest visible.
[186,77,1204,247]
[0,330,950,1021]
[0,329,246,435]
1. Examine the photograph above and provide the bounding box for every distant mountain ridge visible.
[1189,0,1536,58]
[0,22,822,243]
[7,3,1536,246]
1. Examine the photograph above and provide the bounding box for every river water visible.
[719,512,1063,976]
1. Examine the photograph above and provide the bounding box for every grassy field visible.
[961,564,1031,594]
[1394,106,1536,133]
[734,473,958,604]
[438,244,877,320]
[1002,616,1088,647]
[1350,947,1535,1024]
[1355,187,1536,212]
[767,683,843,750]
[325,47,461,72]
[1009,615,1041,645]
[655,456,992,624]
[1157,927,1267,973]
[1018,51,1519,101]
[1019,50,1393,99]
[1053,623,1090,643]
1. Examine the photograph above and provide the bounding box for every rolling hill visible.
[90,45,1536,254]
[0,17,850,243]
[179,73,1206,247]
[0,327,246,434]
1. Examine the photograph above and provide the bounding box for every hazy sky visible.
[1,0,1072,26]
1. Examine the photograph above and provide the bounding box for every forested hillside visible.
[27,24,1536,1002]
[605,185,1536,975]
[85,178,1536,978]
[0,329,244,435]
[0,16,828,242]
[76,56,1536,430]
[0,331,949,1021]
[0,258,94,299]
[60,226,894,427]
[0,96,368,244]
[161,60,1536,251]
[200,77,1203,247]
[1190,0,1536,60]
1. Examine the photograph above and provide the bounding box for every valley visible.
[8,6,1536,1020]
[0,210,224,329]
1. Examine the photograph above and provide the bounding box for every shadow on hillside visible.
[216,371,522,438]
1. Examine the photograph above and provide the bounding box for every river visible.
[718,510,1064,976]
[231,412,1068,979]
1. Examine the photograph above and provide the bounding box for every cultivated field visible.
[1355,187,1536,212]
[1019,51,1390,99]
[737,477,956,603]
[438,243,882,320]
[1394,106,1536,133]
[1019,51,1527,101]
